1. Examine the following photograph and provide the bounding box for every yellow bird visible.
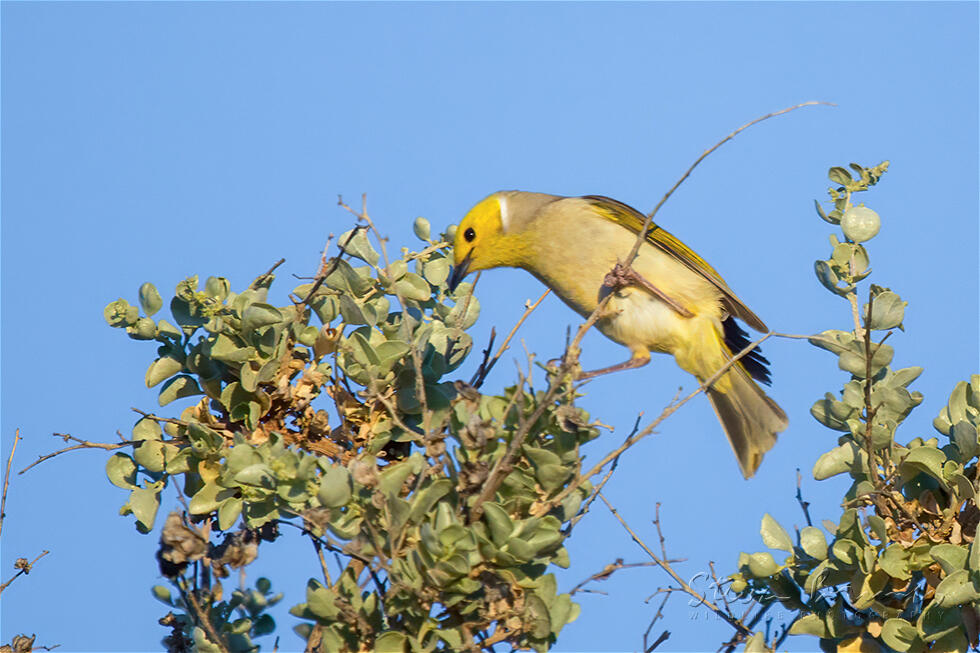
[447,191,787,478]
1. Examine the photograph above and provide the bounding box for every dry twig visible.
[19,432,132,475]
[0,429,22,539]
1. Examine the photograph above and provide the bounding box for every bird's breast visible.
[520,207,725,355]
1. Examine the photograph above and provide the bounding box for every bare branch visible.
[598,493,750,637]
[1,429,22,539]
[0,549,50,595]
[796,468,813,527]
[19,432,132,475]
[568,558,658,595]
[471,289,551,388]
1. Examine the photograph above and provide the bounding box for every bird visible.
[447,191,787,478]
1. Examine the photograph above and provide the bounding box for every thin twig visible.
[796,468,813,527]
[547,333,772,511]
[643,591,673,652]
[0,549,50,595]
[253,258,286,287]
[471,289,551,388]
[643,100,834,241]
[0,429,22,539]
[599,493,749,636]
[181,579,230,653]
[568,558,657,595]
[19,433,132,475]
[645,629,671,653]
[563,413,644,531]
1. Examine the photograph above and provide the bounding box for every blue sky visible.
[2,2,977,651]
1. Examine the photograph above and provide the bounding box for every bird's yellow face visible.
[448,194,525,291]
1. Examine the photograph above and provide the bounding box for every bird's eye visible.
[464,227,476,242]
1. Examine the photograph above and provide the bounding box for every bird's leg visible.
[579,349,651,380]
[603,263,694,319]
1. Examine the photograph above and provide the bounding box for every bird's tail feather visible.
[678,319,788,478]
[706,369,787,478]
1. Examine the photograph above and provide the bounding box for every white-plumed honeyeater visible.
[448,191,788,478]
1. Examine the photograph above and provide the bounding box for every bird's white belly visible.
[597,286,689,354]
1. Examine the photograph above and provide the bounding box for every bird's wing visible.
[581,195,768,332]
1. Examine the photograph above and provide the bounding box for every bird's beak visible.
[448,249,473,293]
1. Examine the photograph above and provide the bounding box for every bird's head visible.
[448,192,532,292]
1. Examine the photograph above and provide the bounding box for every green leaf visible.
[128,482,162,532]
[151,585,173,606]
[318,465,352,508]
[931,544,968,575]
[305,580,340,621]
[901,446,947,483]
[881,618,918,652]
[158,375,203,406]
[788,613,828,637]
[809,329,855,355]
[412,217,431,241]
[760,514,793,552]
[865,290,906,330]
[814,259,850,295]
[918,601,963,643]
[482,502,514,546]
[106,453,139,489]
[189,482,223,515]
[146,355,183,388]
[218,497,243,531]
[210,334,256,364]
[828,166,853,186]
[204,276,230,301]
[377,461,414,497]
[800,527,828,560]
[242,303,283,332]
[814,199,838,225]
[934,569,980,606]
[423,257,450,286]
[950,420,979,460]
[134,439,165,473]
[743,552,779,578]
[338,227,380,265]
[132,417,162,441]
[810,393,856,431]
[838,342,894,378]
[193,627,223,653]
[235,463,276,488]
[743,632,767,652]
[104,298,139,327]
[969,535,980,573]
[813,442,865,480]
[878,543,912,580]
[394,272,431,301]
[139,283,163,316]
[374,631,407,653]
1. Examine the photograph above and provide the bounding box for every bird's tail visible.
[678,317,788,478]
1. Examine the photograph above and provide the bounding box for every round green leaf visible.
[138,282,163,317]
[412,217,431,241]
[158,375,202,406]
[317,465,352,508]
[881,618,917,652]
[242,303,283,332]
[800,526,828,560]
[146,355,183,388]
[106,453,139,489]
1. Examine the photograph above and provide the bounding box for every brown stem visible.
[0,429,22,539]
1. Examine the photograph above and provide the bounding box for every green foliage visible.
[730,162,980,652]
[104,220,598,651]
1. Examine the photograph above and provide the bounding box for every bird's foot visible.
[602,262,694,319]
